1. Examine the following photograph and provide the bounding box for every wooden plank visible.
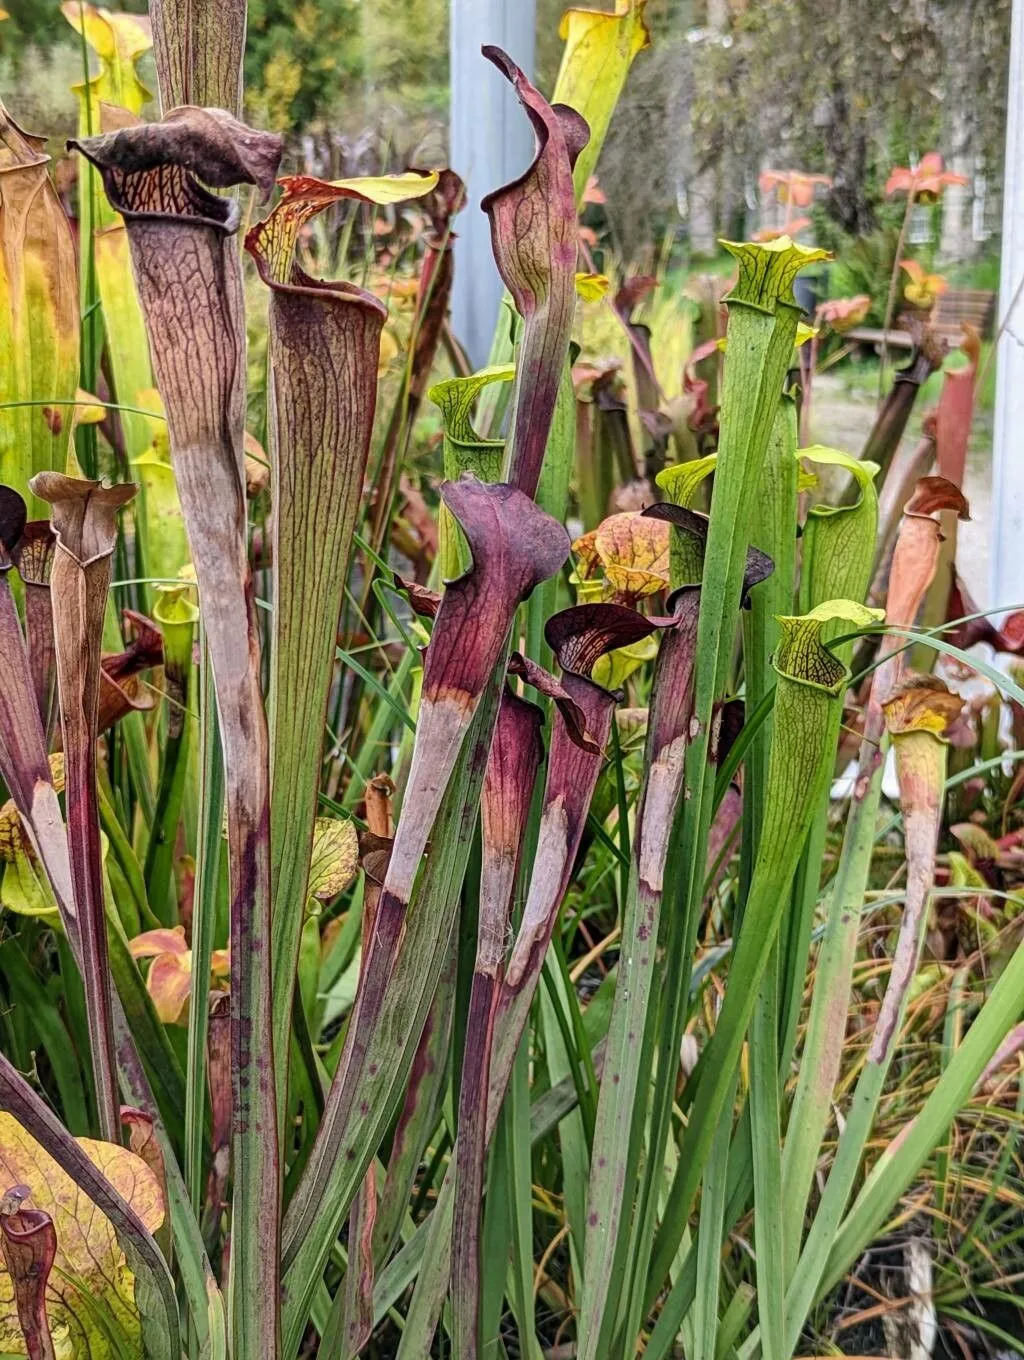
[845,327,915,349]
[935,288,997,338]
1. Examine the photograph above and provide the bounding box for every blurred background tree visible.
[245,0,363,131]
[244,0,448,166]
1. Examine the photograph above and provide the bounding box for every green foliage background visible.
[243,0,449,133]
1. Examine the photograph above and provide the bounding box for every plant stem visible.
[877,193,914,405]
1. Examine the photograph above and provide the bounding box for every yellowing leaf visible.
[61,3,151,68]
[247,171,439,282]
[575,271,610,301]
[0,847,60,924]
[656,454,717,510]
[883,674,963,738]
[553,0,650,200]
[795,321,819,348]
[131,436,189,585]
[307,817,360,902]
[61,9,155,490]
[72,389,105,426]
[93,220,154,467]
[322,171,439,205]
[571,528,603,582]
[61,3,152,119]
[573,512,670,604]
[0,102,79,513]
[132,389,164,434]
[0,1112,164,1359]
[595,512,670,599]
[593,633,658,690]
[63,3,152,268]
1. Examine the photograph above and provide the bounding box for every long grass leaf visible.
[635,240,828,1316]
[647,601,879,1309]
[823,928,1024,1297]
[782,676,961,1351]
[691,1073,739,1360]
[281,688,504,1355]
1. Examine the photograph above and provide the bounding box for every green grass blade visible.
[821,932,1024,1301]
[782,853,933,1350]
[0,939,89,1135]
[502,1043,541,1360]
[185,646,224,1217]
[691,1074,739,1360]
[748,957,785,1360]
[779,753,884,1277]
[373,946,457,1267]
[281,684,503,1355]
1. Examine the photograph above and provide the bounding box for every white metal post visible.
[449,0,536,368]
[990,0,1024,613]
